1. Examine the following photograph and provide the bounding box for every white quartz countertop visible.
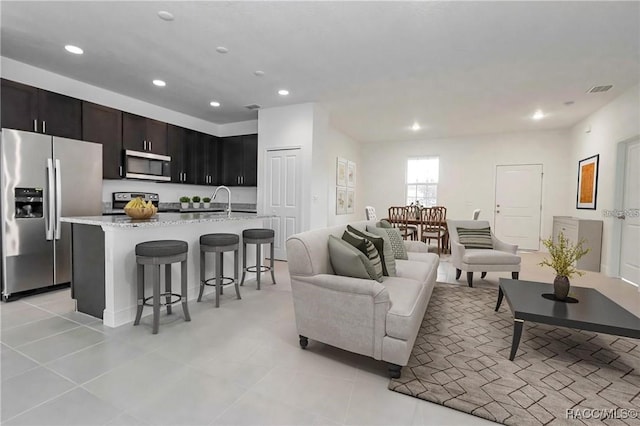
[61,212,271,228]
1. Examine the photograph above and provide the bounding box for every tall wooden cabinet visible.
[82,102,123,179]
[220,134,257,186]
[552,216,603,272]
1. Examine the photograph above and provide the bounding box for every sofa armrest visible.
[492,235,518,254]
[290,273,389,360]
[404,240,429,253]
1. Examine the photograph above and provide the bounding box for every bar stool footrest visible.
[142,293,182,307]
[202,277,236,286]
[246,265,271,273]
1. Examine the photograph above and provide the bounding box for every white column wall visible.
[569,84,640,275]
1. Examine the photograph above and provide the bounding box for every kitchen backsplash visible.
[102,180,257,205]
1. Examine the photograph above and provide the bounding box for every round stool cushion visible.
[136,240,188,257]
[200,233,239,246]
[243,228,275,240]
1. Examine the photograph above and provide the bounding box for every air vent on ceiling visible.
[587,85,613,93]
[244,104,261,111]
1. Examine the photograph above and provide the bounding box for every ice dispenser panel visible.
[15,188,44,218]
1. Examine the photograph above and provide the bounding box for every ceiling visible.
[1,1,639,143]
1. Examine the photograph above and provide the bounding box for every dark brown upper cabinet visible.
[82,102,123,179]
[220,134,257,186]
[168,125,201,184]
[122,112,167,155]
[198,133,219,186]
[1,79,82,139]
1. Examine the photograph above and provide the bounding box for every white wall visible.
[324,119,361,227]
[257,103,315,231]
[2,57,258,205]
[569,84,640,275]
[360,129,573,244]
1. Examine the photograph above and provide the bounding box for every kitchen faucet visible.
[211,185,232,216]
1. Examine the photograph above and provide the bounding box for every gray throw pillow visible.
[457,227,494,249]
[328,235,383,283]
[348,225,396,277]
[366,226,408,260]
[366,225,407,263]
[342,230,384,281]
[377,219,393,228]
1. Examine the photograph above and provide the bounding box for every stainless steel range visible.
[111,192,160,212]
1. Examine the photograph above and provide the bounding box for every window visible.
[406,157,439,206]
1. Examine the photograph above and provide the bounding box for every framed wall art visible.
[336,187,347,215]
[347,161,356,187]
[336,157,347,187]
[576,154,599,210]
[346,189,355,214]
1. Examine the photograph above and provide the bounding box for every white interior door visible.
[619,140,640,285]
[266,148,302,260]
[494,164,543,250]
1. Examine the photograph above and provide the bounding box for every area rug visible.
[389,284,640,425]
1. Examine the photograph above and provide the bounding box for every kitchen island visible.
[61,212,273,327]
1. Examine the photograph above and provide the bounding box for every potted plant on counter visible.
[192,196,201,209]
[179,196,190,210]
[202,197,211,209]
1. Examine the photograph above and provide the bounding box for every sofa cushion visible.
[377,219,393,228]
[462,249,521,265]
[395,259,433,284]
[328,235,383,282]
[457,227,493,249]
[347,225,396,277]
[341,230,368,254]
[381,276,425,341]
[366,226,408,260]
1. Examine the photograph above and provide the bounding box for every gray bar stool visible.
[199,233,241,307]
[240,228,276,290]
[134,240,191,334]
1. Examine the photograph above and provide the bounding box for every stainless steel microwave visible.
[123,150,171,181]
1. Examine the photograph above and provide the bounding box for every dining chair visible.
[420,207,447,254]
[387,206,417,240]
[365,206,377,221]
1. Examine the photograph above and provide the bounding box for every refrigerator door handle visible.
[54,159,62,240]
[45,158,55,240]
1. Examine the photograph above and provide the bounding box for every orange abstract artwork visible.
[579,163,595,203]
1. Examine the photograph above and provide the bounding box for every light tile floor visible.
[1,251,637,425]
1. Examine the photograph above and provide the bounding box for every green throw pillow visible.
[342,230,384,281]
[348,225,396,277]
[329,235,383,283]
[457,227,494,249]
[366,226,408,260]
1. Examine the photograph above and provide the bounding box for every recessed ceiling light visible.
[411,122,421,131]
[216,47,229,54]
[64,45,83,55]
[152,79,166,87]
[157,10,174,21]
[532,110,545,120]
[254,70,265,77]
[278,89,289,96]
[209,101,221,107]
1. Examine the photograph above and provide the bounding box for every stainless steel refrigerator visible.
[1,129,102,300]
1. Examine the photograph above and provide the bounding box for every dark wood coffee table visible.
[496,278,640,360]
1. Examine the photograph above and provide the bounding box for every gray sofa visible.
[285,220,439,378]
